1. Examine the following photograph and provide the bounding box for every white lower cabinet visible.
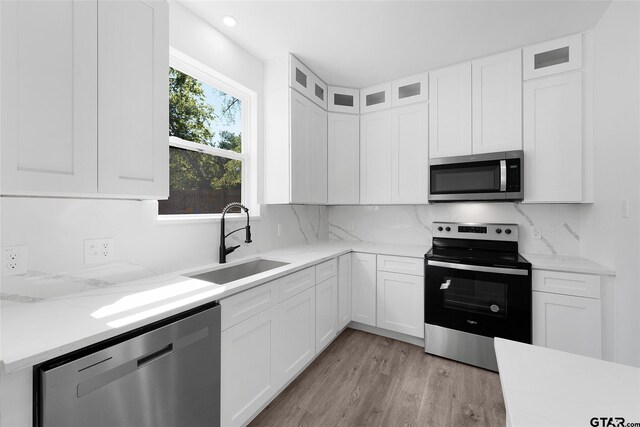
[221,305,279,427]
[532,269,602,359]
[315,276,338,352]
[351,252,377,326]
[376,271,424,338]
[338,254,352,330]
[275,287,316,384]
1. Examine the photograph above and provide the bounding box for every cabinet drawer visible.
[377,255,423,276]
[532,270,600,299]
[221,281,278,330]
[523,34,582,80]
[360,82,392,114]
[278,267,315,303]
[391,72,429,107]
[328,86,359,114]
[316,258,338,283]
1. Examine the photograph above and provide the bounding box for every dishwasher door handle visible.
[137,344,173,368]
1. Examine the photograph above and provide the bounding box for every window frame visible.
[159,47,259,221]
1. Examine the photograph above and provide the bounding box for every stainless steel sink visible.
[189,259,289,284]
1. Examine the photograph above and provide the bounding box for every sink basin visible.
[189,259,289,284]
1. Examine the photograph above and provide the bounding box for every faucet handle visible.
[225,245,241,255]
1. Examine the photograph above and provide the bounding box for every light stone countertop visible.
[0,241,614,373]
[495,338,639,426]
[522,253,616,276]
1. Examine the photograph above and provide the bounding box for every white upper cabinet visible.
[98,0,169,198]
[360,110,392,204]
[391,72,429,107]
[328,113,360,204]
[524,72,582,202]
[391,103,429,204]
[290,89,327,204]
[309,104,328,204]
[428,62,472,158]
[1,0,168,199]
[523,34,582,80]
[360,82,392,114]
[328,86,359,114]
[472,50,523,154]
[1,0,98,195]
[290,55,327,109]
[265,55,328,204]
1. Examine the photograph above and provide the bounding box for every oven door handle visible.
[427,260,529,276]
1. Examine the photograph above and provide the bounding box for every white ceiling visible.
[178,0,611,88]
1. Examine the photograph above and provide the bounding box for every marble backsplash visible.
[328,203,581,255]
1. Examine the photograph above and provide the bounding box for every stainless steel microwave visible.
[429,150,524,202]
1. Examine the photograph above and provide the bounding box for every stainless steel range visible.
[424,222,532,371]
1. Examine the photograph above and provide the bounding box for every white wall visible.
[0,3,328,277]
[580,0,640,367]
[329,203,582,256]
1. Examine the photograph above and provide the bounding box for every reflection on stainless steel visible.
[425,323,498,371]
[37,303,221,427]
[189,259,289,284]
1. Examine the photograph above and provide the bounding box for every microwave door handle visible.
[500,160,507,192]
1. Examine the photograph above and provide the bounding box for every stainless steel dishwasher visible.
[34,301,220,427]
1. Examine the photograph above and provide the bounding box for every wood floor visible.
[250,328,506,427]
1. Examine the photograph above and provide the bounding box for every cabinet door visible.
[309,103,328,204]
[376,271,424,338]
[523,34,582,80]
[351,253,377,326]
[290,89,312,203]
[524,72,582,202]
[391,72,429,107]
[276,287,316,385]
[360,111,392,204]
[316,276,338,352]
[221,306,278,427]
[360,82,392,114]
[97,0,169,198]
[472,50,523,154]
[328,113,360,204]
[533,291,601,359]
[391,103,429,204]
[1,0,97,195]
[338,253,352,330]
[428,62,472,158]
[328,87,359,114]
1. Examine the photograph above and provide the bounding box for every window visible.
[159,49,258,218]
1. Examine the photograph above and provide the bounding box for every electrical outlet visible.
[84,238,115,264]
[530,226,541,239]
[277,224,283,237]
[1,245,28,276]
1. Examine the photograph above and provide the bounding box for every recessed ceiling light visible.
[222,15,237,27]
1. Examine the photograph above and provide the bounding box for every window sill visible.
[157,213,261,225]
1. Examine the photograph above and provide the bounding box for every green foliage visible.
[168,68,242,192]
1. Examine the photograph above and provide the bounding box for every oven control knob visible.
[505,228,512,235]
[445,226,451,232]
[437,226,443,232]
[496,228,502,234]
[490,304,500,313]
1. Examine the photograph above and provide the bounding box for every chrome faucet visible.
[219,203,252,263]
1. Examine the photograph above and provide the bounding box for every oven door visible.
[424,259,531,343]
